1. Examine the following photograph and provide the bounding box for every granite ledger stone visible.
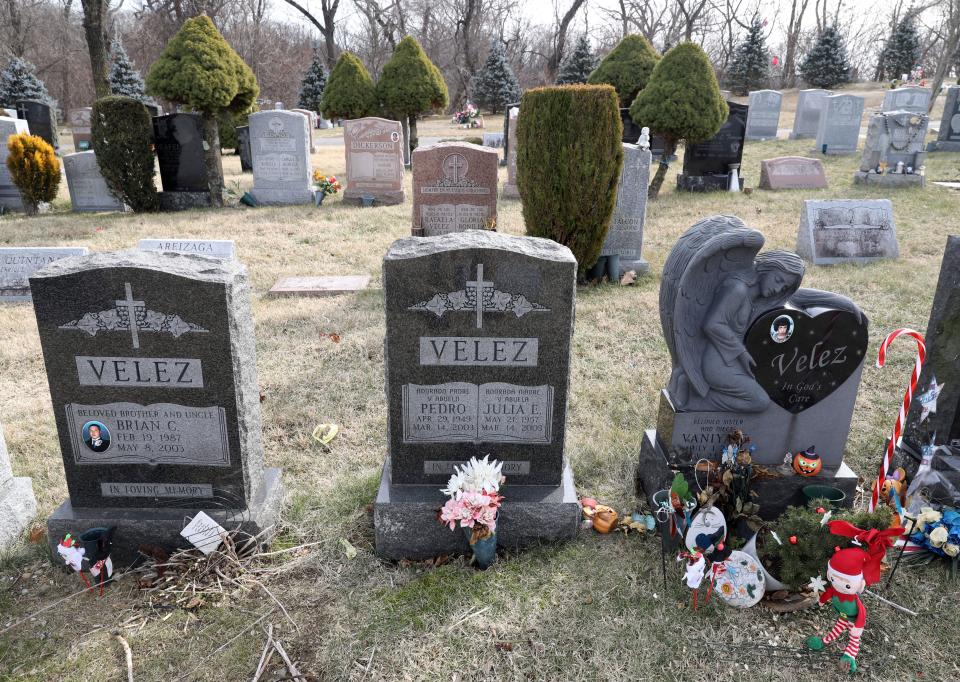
[745,90,782,140]
[796,199,898,265]
[63,151,126,212]
[412,142,498,236]
[138,239,235,259]
[0,422,38,551]
[1,247,89,301]
[375,231,579,559]
[599,140,651,273]
[343,117,405,205]
[927,86,960,152]
[815,94,864,155]
[0,116,30,212]
[790,89,831,139]
[249,111,313,205]
[31,251,283,560]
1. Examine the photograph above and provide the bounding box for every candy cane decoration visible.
[871,328,926,512]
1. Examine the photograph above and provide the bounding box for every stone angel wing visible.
[671,220,765,400]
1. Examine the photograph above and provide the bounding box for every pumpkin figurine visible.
[792,446,823,477]
[592,505,619,534]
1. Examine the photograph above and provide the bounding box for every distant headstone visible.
[882,86,931,114]
[927,86,960,152]
[139,239,235,259]
[318,117,333,130]
[502,100,521,169]
[502,107,520,198]
[796,199,898,265]
[790,89,831,139]
[1,247,89,301]
[249,111,313,205]
[31,251,284,561]
[16,100,58,149]
[854,110,928,187]
[153,113,211,210]
[144,103,161,118]
[759,156,828,190]
[343,117,405,205]
[814,94,864,155]
[599,141,651,273]
[412,142,498,237]
[482,132,504,148]
[678,102,748,192]
[68,107,93,151]
[268,275,370,297]
[0,422,37,551]
[63,151,125,213]
[374,230,580,560]
[0,116,30,212]
[2,108,15,119]
[235,125,252,172]
[745,90,782,140]
[290,109,318,153]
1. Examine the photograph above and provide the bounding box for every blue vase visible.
[465,529,497,569]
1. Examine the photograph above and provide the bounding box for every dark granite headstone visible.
[375,231,579,559]
[235,125,252,172]
[153,113,211,210]
[678,102,747,191]
[16,100,58,149]
[620,107,670,159]
[30,251,283,560]
[928,86,960,152]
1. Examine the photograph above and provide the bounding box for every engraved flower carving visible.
[491,291,511,311]
[99,309,122,329]
[167,316,192,338]
[425,294,446,317]
[143,310,166,331]
[448,290,469,310]
[74,313,101,336]
[513,295,533,317]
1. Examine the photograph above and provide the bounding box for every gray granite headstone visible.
[854,110,928,187]
[600,142,651,273]
[745,90,782,140]
[796,199,898,265]
[249,111,313,205]
[0,422,38,551]
[375,231,579,559]
[815,94,864,155]
[1,247,90,301]
[138,239,235,259]
[63,151,126,213]
[290,108,318,153]
[790,89,831,139]
[31,251,283,560]
[882,86,931,114]
[2,108,15,119]
[0,116,30,212]
[927,86,960,152]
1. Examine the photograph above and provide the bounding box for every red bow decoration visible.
[827,520,903,585]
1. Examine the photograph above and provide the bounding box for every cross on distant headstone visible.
[444,153,467,182]
[466,263,493,329]
[116,282,144,348]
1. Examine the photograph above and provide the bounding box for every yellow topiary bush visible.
[6,132,60,215]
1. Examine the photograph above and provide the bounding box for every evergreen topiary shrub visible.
[91,95,159,212]
[587,35,659,108]
[727,18,770,95]
[6,132,60,215]
[630,42,727,198]
[517,85,623,272]
[799,26,851,89]
[321,52,376,120]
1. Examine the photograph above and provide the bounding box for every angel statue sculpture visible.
[660,215,864,413]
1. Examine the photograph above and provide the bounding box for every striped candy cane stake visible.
[871,328,926,512]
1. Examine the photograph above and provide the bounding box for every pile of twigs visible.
[252,624,309,682]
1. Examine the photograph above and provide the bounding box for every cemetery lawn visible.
[2,87,960,681]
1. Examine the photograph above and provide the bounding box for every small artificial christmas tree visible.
[799,25,851,89]
[0,57,54,108]
[727,18,770,95]
[878,17,921,81]
[472,42,521,114]
[108,36,150,102]
[555,35,597,85]
[298,47,327,114]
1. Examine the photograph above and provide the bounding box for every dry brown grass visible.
[1,86,959,681]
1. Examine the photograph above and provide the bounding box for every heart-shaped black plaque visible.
[744,307,868,414]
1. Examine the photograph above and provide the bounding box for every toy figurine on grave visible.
[56,527,116,597]
[660,215,864,413]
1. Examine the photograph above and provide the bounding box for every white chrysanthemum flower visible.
[440,455,505,498]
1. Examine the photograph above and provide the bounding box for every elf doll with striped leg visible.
[806,520,902,674]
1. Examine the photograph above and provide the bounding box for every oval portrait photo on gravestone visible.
[81,420,111,453]
[770,314,794,343]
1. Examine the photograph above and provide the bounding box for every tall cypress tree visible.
[878,18,921,81]
[727,18,770,95]
[556,35,597,85]
[0,57,54,108]
[472,42,521,114]
[109,36,149,102]
[799,26,850,89]
[298,47,327,113]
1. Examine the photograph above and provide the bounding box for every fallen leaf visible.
[494,642,513,652]
[27,525,45,544]
[259,391,266,403]
[340,538,357,559]
[320,332,341,343]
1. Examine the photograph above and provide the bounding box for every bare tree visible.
[80,0,111,97]
[780,0,811,86]
[281,0,340,69]
[927,0,960,113]
[545,0,587,81]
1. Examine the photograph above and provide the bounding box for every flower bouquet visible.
[451,103,480,128]
[904,507,960,579]
[312,170,341,205]
[439,455,505,568]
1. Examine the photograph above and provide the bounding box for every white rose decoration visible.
[944,543,959,558]
[929,526,949,547]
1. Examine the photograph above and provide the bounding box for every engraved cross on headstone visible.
[115,282,144,349]
[466,263,494,329]
[444,154,467,183]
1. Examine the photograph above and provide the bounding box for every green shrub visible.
[91,95,159,212]
[517,85,623,271]
[6,132,60,215]
[321,52,376,120]
[376,36,448,153]
[630,42,727,197]
[587,35,659,108]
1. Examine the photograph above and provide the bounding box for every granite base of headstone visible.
[154,113,212,211]
[759,156,827,190]
[789,89,831,139]
[927,86,960,152]
[31,251,284,561]
[267,275,370,297]
[797,199,898,265]
[0,116,30,212]
[0,423,38,551]
[249,111,313,205]
[854,111,928,188]
[599,141,651,274]
[63,151,126,213]
[677,103,747,192]
[16,100,58,149]
[1,247,90,301]
[374,231,580,560]
[343,117,406,206]
[158,192,212,211]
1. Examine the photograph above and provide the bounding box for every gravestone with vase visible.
[854,111,928,187]
[0,115,30,212]
[927,86,960,152]
[153,113,211,210]
[249,111,313,205]
[63,151,126,213]
[412,141,498,236]
[814,94,864,155]
[342,117,405,205]
[677,103,748,192]
[745,90,782,141]
[790,89,831,139]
